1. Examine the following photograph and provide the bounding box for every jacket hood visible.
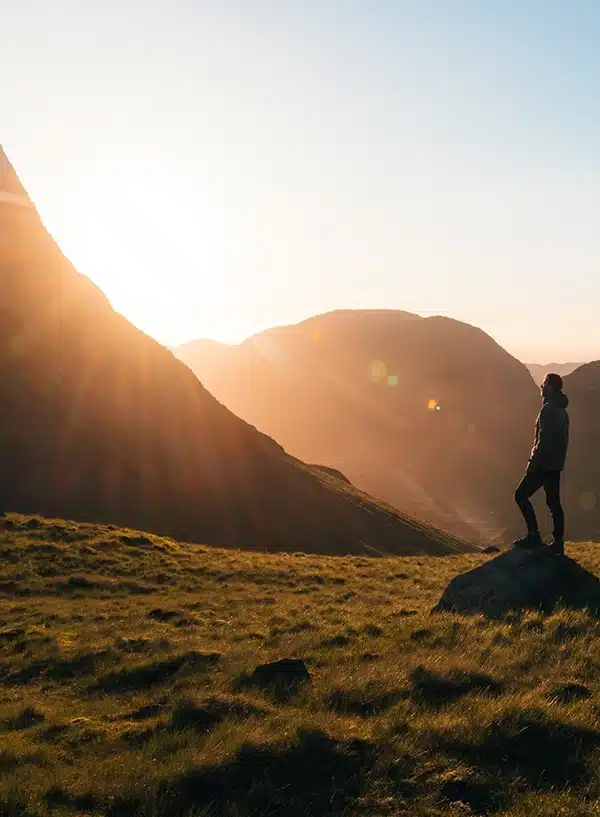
[546,390,569,409]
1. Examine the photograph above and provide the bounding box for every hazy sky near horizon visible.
[2,1,599,361]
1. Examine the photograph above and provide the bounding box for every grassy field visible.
[1,515,600,816]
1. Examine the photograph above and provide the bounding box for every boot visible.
[513,531,544,549]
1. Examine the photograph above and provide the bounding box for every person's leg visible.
[543,471,564,551]
[514,471,545,544]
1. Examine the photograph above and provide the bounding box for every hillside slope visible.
[562,361,600,541]
[0,148,469,555]
[1,514,599,817]
[175,310,540,544]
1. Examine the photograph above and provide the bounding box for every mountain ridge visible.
[526,361,586,385]
[0,147,471,556]
[175,310,540,545]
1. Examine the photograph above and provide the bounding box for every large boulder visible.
[432,547,600,617]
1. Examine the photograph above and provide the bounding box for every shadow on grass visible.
[233,660,310,704]
[543,682,591,704]
[93,651,220,693]
[2,707,45,731]
[118,703,165,722]
[55,576,155,596]
[320,634,351,647]
[147,608,180,622]
[328,685,409,716]
[439,778,502,815]
[44,787,98,812]
[0,749,46,774]
[170,697,266,732]
[328,668,502,717]
[3,650,112,684]
[410,667,503,707]
[120,697,269,749]
[436,707,600,790]
[108,729,376,817]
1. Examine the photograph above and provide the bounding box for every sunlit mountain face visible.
[0,147,470,556]
[175,310,542,546]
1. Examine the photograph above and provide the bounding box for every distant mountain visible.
[527,362,585,386]
[562,361,600,541]
[175,310,541,545]
[0,148,473,556]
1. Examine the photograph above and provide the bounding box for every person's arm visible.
[528,405,556,471]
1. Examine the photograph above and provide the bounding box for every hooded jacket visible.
[528,390,569,472]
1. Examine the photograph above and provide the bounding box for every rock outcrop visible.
[433,547,600,617]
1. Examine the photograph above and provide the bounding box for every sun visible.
[64,168,232,346]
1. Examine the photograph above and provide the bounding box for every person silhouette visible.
[513,372,569,555]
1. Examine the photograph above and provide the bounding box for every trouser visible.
[515,468,564,540]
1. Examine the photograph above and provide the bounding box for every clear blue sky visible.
[2,1,599,361]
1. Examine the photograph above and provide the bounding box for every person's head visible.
[542,372,563,399]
